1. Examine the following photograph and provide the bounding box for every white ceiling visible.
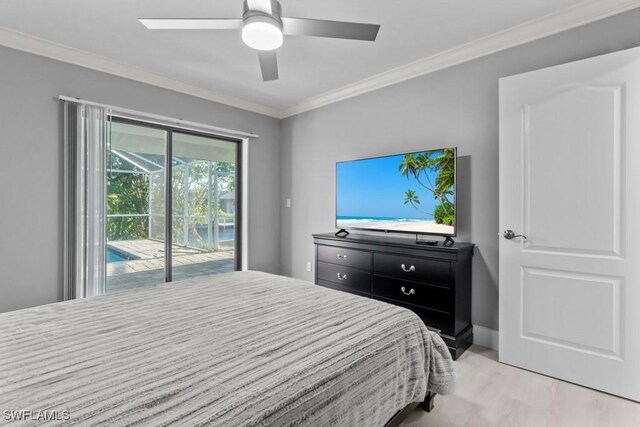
[0,0,631,116]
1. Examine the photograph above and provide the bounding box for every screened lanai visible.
[106,120,238,292]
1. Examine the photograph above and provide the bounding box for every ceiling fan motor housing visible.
[242,0,283,26]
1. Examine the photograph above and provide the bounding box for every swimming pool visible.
[107,247,138,263]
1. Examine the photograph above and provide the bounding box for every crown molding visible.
[1,0,639,120]
[280,0,640,118]
[0,26,281,118]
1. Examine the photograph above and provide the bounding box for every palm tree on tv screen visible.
[399,148,455,226]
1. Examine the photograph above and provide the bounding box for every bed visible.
[0,271,455,426]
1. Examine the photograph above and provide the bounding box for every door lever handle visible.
[503,230,527,240]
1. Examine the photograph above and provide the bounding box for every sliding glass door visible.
[105,119,240,293]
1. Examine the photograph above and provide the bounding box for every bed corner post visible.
[419,392,435,412]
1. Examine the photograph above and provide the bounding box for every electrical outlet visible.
[306,262,312,272]
[286,198,291,208]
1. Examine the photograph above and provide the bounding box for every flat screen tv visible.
[336,147,456,236]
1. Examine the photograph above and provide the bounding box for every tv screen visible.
[336,147,456,236]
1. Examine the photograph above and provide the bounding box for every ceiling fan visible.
[139,0,380,81]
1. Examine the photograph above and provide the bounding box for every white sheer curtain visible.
[63,102,111,299]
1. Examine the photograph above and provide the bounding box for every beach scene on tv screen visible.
[337,148,455,235]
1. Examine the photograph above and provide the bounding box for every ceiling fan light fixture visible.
[242,16,283,51]
[141,0,380,81]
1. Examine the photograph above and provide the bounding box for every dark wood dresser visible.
[313,233,474,360]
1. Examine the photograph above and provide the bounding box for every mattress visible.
[0,271,455,426]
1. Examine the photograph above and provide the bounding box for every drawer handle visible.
[401,286,415,296]
[337,273,348,281]
[337,254,348,260]
[400,264,416,273]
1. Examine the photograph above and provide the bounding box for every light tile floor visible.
[401,345,640,427]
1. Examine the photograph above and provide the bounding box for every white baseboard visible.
[473,324,499,351]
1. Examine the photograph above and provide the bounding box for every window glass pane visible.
[106,121,166,293]
[171,132,237,281]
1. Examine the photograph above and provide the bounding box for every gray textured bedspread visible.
[0,271,455,426]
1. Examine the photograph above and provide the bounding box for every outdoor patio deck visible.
[106,239,234,292]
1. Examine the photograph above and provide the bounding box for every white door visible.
[499,46,640,401]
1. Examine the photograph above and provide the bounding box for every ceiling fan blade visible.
[258,51,279,81]
[281,17,380,41]
[246,0,272,14]
[139,19,243,30]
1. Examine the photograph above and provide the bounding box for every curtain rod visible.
[58,96,259,140]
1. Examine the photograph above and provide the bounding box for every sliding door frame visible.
[108,115,243,281]
[164,129,173,282]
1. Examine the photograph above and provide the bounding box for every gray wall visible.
[0,46,281,313]
[280,9,640,331]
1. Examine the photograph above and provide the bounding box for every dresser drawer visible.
[374,253,451,286]
[317,245,371,270]
[374,296,453,335]
[372,275,451,314]
[318,280,370,298]
[317,262,371,293]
